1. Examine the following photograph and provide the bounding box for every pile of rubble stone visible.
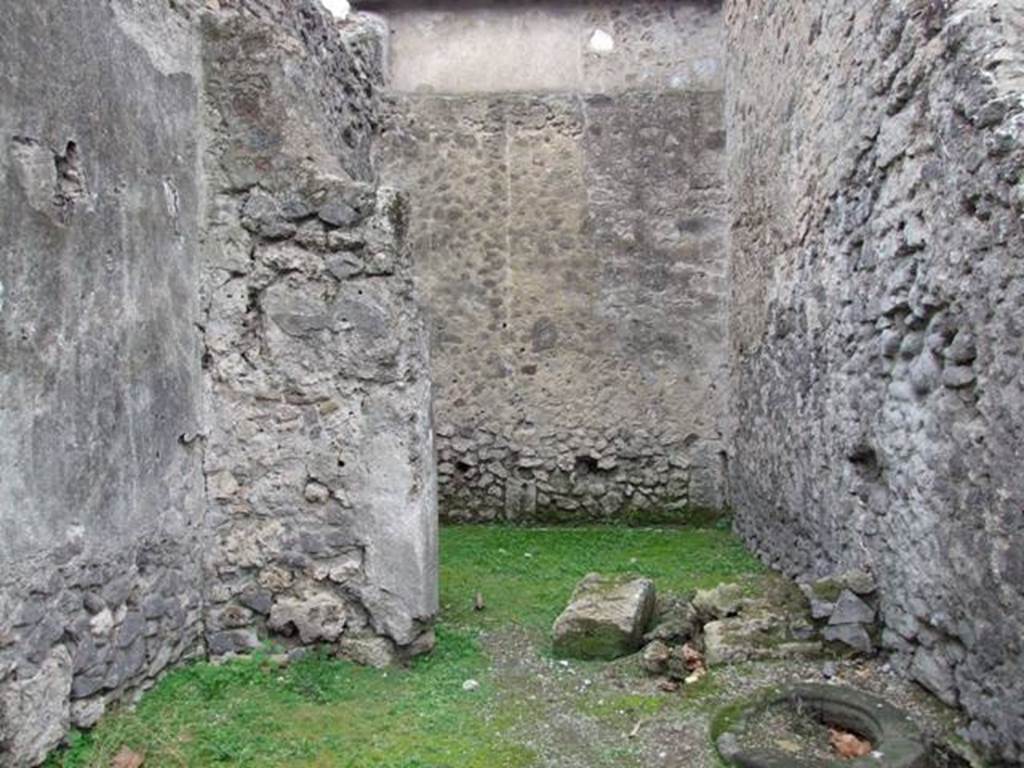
[551,569,882,685]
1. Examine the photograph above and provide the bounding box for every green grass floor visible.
[47,525,764,768]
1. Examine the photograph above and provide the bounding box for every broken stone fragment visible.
[704,614,822,666]
[900,331,925,359]
[667,643,705,681]
[212,604,253,630]
[70,697,105,730]
[641,639,672,675]
[823,623,875,655]
[880,329,902,357]
[89,608,115,637]
[644,596,700,645]
[309,552,363,584]
[402,628,437,660]
[326,252,365,280]
[910,352,942,395]
[836,570,876,596]
[268,592,348,644]
[945,331,977,364]
[0,646,73,768]
[326,229,366,252]
[258,241,321,274]
[942,365,976,389]
[800,583,836,620]
[552,573,656,660]
[238,586,273,615]
[207,629,260,657]
[240,188,296,240]
[337,633,397,669]
[802,570,876,618]
[829,590,875,626]
[318,199,361,227]
[294,220,327,250]
[910,646,959,706]
[304,481,331,503]
[692,582,745,621]
[116,611,145,648]
[277,192,316,222]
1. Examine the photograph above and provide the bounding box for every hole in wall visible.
[54,140,86,220]
[848,444,882,482]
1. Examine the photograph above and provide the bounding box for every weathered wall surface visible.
[381,1,730,521]
[0,2,206,764]
[726,0,1024,761]
[200,4,438,659]
[375,0,723,94]
[0,3,438,765]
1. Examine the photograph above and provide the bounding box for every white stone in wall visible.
[321,0,350,21]
[588,29,614,54]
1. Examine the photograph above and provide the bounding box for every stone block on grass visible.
[552,573,656,660]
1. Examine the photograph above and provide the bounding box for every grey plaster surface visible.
[375,0,722,95]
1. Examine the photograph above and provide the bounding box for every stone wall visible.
[200,3,438,660]
[380,1,731,522]
[0,3,437,765]
[725,0,1024,762]
[0,2,206,763]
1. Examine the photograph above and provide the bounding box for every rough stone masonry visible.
[378,0,731,523]
[3,0,1024,765]
[0,2,437,766]
[726,0,1024,762]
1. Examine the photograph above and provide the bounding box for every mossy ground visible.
[47,523,763,768]
[44,524,972,767]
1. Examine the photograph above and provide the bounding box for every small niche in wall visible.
[848,444,882,482]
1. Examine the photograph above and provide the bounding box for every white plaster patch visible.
[588,29,615,54]
[321,0,351,20]
[162,178,180,220]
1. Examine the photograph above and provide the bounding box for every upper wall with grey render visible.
[379,1,730,522]
[371,0,722,94]
[725,0,1024,762]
